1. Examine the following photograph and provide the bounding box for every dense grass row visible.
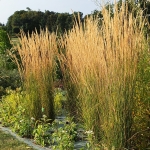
[60,4,149,149]
[1,3,149,149]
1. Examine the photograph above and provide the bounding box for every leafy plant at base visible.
[12,106,35,138]
[83,130,99,150]
[0,101,12,127]
[33,114,52,147]
[0,89,24,126]
[52,117,77,150]
[0,89,34,138]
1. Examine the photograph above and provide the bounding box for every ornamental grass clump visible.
[14,29,57,120]
[59,3,147,149]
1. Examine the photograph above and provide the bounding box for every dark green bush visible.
[0,69,21,99]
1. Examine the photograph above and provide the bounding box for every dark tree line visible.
[6,8,84,35]
[3,0,150,36]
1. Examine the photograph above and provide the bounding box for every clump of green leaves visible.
[12,106,35,138]
[33,114,52,147]
[52,117,77,150]
[0,69,20,91]
[0,89,34,138]
[0,88,24,126]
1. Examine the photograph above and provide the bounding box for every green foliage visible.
[24,78,43,120]
[0,28,11,54]
[0,86,81,149]
[11,106,34,138]
[0,89,25,126]
[84,130,99,150]
[0,69,20,90]
[33,115,52,147]
[0,90,86,149]
[0,86,5,98]
[0,28,16,70]
[54,88,67,115]
[0,89,34,138]
[131,49,150,149]
[6,10,82,35]
[52,117,77,150]
[0,100,12,127]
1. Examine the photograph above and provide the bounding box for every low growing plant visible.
[12,106,34,138]
[33,114,52,147]
[0,101,12,126]
[52,117,77,150]
[0,88,24,126]
[0,69,20,98]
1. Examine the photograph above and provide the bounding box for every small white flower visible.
[43,114,47,118]
[31,117,35,120]
[85,130,94,134]
[62,130,65,133]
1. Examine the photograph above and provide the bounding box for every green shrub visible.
[0,28,20,99]
[52,117,77,150]
[11,106,34,138]
[0,89,34,138]
[0,28,11,54]
[0,28,17,70]
[0,69,20,90]
[0,86,5,99]
[33,114,52,147]
[0,89,25,126]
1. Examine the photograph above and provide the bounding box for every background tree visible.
[0,28,11,55]
[6,9,85,36]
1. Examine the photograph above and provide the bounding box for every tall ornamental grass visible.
[60,3,147,149]
[14,29,57,120]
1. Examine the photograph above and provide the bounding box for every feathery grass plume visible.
[13,29,57,120]
[59,2,147,149]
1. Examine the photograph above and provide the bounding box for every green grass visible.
[0,130,35,150]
